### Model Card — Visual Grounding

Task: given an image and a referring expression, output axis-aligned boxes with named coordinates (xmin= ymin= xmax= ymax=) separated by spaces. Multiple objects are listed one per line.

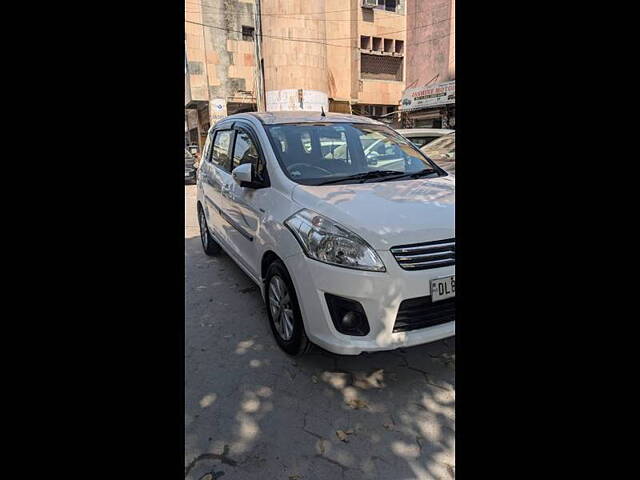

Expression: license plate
xmin=430 ymin=275 xmax=455 ymax=302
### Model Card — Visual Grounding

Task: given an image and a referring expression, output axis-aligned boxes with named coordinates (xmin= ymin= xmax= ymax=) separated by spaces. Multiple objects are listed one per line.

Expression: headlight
xmin=285 ymin=209 xmax=386 ymax=272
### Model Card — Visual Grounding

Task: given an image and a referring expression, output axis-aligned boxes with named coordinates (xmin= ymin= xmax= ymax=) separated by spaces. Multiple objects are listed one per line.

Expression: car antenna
xmin=321 ymin=106 xmax=326 ymax=117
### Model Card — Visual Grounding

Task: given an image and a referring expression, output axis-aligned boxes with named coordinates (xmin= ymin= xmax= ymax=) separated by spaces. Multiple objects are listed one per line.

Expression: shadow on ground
xmin=185 ymin=191 xmax=455 ymax=480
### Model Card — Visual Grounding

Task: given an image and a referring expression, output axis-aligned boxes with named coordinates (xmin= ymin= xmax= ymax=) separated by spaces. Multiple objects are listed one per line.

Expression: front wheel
xmin=198 ymin=205 xmax=221 ymax=256
xmin=265 ymin=260 xmax=313 ymax=356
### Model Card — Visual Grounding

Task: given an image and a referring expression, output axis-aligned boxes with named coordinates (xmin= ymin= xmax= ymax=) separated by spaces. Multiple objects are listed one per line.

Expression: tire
xmin=198 ymin=204 xmax=221 ymax=256
xmin=265 ymin=259 xmax=313 ymax=356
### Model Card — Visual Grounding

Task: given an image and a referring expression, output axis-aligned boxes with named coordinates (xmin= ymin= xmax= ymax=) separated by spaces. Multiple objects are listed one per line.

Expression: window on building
xmin=188 ymin=61 xmax=203 ymax=75
xmin=372 ymin=37 xmax=382 ymax=51
xmin=383 ymin=39 xmax=393 ymax=53
xmin=394 ymin=40 xmax=404 ymax=54
xmin=242 ymin=26 xmax=255 ymax=41
xmin=361 ymin=53 xmax=403 ymax=81
xmin=376 ymin=0 xmax=398 ymax=12
xmin=360 ymin=36 xmax=371 ymax=50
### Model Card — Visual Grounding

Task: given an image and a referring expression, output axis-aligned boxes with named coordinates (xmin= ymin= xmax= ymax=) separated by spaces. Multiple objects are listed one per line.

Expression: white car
xmin=196 ymin=112 xmax=455 ymax=356
xmin=396 ymin=128 xmax=454 ymax=148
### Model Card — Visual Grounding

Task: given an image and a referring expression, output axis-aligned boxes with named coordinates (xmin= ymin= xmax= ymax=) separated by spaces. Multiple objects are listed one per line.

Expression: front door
xmin=222 ymin=126 xmax=271 ymax=278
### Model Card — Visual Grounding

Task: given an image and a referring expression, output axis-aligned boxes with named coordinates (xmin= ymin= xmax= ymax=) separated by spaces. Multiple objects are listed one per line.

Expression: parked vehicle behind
xmin=197 ymin=112 xmax=455 ymax=356
xmin=396 ymin=128 xmax=454 ymax=148
xmin=421 ymin=132 xmax=455 ymax=174
xmin=185 ymin=149 xmax=197 ymax=184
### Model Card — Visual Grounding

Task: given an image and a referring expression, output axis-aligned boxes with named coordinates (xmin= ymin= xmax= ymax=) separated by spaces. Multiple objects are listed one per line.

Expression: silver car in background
xmin=421 ymin=132 xmax=455 ymax=174
xmin=396 ymin=128 xmax=454 ymax=148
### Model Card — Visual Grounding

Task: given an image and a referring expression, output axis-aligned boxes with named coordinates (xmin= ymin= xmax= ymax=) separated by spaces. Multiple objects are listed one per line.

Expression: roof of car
xmin=223 ymin=111 xmax=385 ymax=126
xmin=396 ymin=128 xmax=455 ymax=136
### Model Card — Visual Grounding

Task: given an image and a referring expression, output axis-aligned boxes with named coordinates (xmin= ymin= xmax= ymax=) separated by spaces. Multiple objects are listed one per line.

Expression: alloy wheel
xmin=268 ymin=275 xmax=294 ymax=341
xmin=199 ymin=208 xmax=208 ymax=249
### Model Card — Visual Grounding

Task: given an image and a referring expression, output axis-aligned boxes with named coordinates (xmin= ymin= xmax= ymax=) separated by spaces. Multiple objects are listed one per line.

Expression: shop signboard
xmin=400 ymin=80 xmax=455 ymax=112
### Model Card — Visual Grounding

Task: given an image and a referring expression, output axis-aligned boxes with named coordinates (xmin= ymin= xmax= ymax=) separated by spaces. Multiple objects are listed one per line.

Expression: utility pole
xmin=254 ymin=0 xmax=266 ymax=112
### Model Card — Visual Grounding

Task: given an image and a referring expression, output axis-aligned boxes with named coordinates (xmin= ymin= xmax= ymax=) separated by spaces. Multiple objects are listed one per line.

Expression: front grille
xmin=390 ymin=238 xmax=455 ymax=271
xmin=393 ymin=296 xmax=455 ymax=333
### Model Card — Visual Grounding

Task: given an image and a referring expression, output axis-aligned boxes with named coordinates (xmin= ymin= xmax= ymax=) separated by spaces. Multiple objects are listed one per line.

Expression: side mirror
xmin=232 ymin=163 xmax=253 ymax=186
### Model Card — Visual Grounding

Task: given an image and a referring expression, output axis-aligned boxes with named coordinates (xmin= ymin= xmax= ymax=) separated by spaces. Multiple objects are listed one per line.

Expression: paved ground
xmin=185 ymin=185 xmax=455 ymax=480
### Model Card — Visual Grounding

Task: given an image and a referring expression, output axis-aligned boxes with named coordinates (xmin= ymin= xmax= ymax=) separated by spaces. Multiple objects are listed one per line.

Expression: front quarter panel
xmin=255 ymin=189 xmax=306 ymax=272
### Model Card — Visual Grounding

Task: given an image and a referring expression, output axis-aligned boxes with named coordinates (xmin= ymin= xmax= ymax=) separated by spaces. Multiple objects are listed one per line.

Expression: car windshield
xmin=421 ymin=134 xmax=455 ymax=161
xmin=265 ymin=123 xmax=444 ymax=185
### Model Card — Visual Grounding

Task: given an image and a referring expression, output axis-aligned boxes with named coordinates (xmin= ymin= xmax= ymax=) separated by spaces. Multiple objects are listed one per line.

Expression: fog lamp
xmin=324 ymin=294 xmax=370 ymax=336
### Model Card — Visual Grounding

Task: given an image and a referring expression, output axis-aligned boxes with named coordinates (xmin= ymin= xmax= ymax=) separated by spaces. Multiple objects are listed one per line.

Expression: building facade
xmin=324 ymin=0 xmax=407 ymax=121
xmin=185 ymin=0 xmax=260 ymax=152
xmin=185 ymin=0 xmax=409 ymax=150
xmin=259 ymin=0 xmax=407 ymax=120
xmin=261 ymin=1 xmax=330 ymax=112
xmin=401 ymin=0 xmax=455 ymax=128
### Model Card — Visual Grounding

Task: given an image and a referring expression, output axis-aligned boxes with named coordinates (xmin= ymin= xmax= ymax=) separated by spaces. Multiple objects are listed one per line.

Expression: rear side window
xmin=210 ymin=130 xmax=233 ymax=171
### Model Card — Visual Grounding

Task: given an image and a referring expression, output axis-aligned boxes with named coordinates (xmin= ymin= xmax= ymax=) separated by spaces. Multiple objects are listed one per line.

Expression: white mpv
xmin=196 ymin=112 xmax=455 ymax=356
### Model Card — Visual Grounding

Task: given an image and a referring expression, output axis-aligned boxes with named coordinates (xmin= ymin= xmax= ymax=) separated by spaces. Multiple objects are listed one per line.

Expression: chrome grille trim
xmin=390 ymin=238 xmax=455 ymax=271
xmin=391 ymin=242 xmax=455 ymax=254
xmin=394 ymin=251 xmax=454 ymax=262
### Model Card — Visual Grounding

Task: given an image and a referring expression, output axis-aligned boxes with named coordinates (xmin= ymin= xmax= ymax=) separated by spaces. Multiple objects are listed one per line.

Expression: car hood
xmin=291 ymin=176 xmax=455 ymax=250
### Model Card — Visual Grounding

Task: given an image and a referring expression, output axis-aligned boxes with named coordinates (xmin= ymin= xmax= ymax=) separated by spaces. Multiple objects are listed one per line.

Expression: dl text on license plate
xmin=430 ymin=275 xmax=455 ymax=302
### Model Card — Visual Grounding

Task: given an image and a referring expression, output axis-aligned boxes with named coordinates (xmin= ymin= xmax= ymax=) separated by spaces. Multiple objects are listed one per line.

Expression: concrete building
xmin=400 ymin=0 xmax=455 ymax=128
xmin=185 ymin=0 xmax=408 ymax=147
xmin=261 ymin=0 xmax=407 ymax=121
xmin=185 ymin=0 xmax=261 ymax=152
xmin=261 ymin=1 xmax=329 ymax=112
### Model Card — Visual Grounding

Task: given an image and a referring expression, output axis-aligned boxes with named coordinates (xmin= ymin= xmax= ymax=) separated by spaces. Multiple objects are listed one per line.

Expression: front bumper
xmin=284 ymin=251 xmax=455 ymax=355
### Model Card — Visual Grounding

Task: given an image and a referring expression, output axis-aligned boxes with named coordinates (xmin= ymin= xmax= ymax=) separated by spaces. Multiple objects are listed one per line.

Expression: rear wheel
xmin=198 ymin=205 xmax=221 ymax=256
xmin=265 ymin=259 xmax=313 ymax=356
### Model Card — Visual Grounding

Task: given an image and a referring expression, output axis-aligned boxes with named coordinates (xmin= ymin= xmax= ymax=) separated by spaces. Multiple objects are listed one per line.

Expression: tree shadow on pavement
xmin=185 ymin=233 xmax=455 ymax=480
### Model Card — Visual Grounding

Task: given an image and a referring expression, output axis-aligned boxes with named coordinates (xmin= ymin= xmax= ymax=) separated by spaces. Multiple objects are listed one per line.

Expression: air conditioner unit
xmin=362 ymin=0 xmax=377 ymax=8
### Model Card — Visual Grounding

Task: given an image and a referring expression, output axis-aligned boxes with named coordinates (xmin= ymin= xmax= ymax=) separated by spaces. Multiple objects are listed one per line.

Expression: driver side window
xmin=232 ymin=129 xmax=267 ymax=183
xmin=210 ymin=130 xmax=233 ymax=171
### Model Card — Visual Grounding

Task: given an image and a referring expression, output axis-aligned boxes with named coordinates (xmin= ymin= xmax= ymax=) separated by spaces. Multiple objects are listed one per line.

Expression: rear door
xmin=201 ymin=128 xmax=235 ymax=244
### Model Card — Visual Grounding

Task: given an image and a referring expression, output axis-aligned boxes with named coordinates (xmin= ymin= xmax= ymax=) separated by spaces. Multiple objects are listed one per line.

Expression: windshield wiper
xmin=378 ymin=168 xmax=439 ymax=181
xmin=316 ymin=170 xmax=406 ymax=185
